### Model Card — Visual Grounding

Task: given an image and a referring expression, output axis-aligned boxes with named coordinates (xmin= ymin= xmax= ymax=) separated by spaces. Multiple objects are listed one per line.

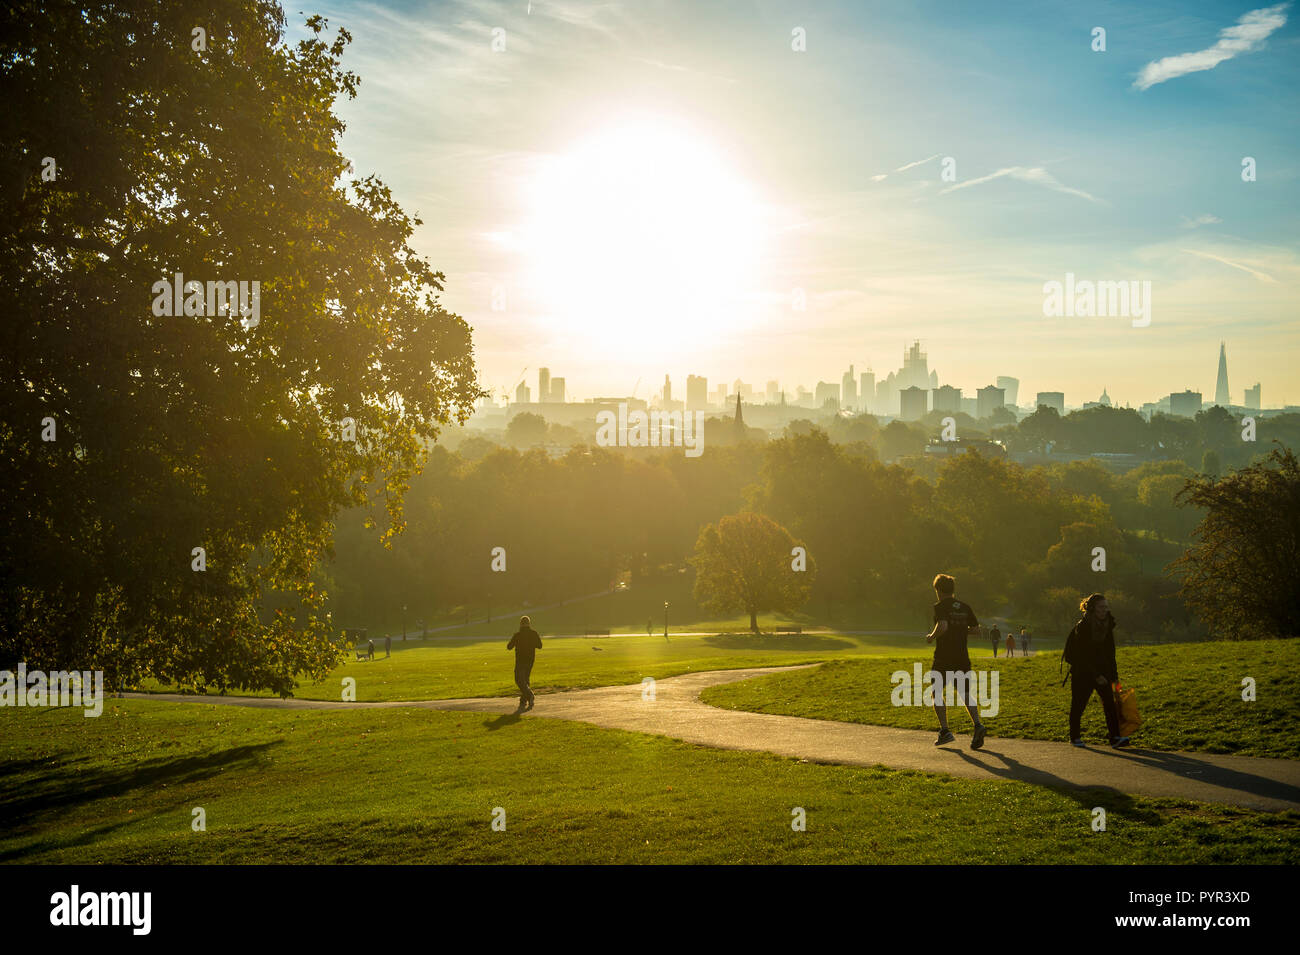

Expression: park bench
xmin=584 ymin=629 xmax=611 ymax=637
xmin=773 ymin=626 xmax=802 ymax=634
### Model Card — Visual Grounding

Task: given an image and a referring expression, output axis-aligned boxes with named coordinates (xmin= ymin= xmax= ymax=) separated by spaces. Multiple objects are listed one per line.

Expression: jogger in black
xmin=507 ymin=615 xmax=542 ymax=711
xmin=925 ymin=574 xmax=986 ymax=750
xmin=1063 ymin=594 xmax=1129 ymax=748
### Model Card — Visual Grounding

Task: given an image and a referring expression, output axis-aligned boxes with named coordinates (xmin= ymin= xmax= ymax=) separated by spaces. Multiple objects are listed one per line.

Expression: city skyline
xmin=500 ymin=339 xmax=1272 ymax=414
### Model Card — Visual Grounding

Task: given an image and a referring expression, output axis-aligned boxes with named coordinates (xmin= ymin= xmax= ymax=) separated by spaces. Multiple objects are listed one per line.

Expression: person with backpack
xmin=1062 ymin=593 xmax=1130 ymax=748
xmin=989 ymin=624 xmax=1000 ymax=658
xmin=924 ymin=574 xmax=987 ymax=750
xmin=507 ymin=615 xmax=543 ymax=711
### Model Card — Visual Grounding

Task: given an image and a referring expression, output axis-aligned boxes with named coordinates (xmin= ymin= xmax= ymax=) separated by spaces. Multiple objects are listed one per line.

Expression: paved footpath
xmin=128 ymin=666 xmax=1300 ymax=812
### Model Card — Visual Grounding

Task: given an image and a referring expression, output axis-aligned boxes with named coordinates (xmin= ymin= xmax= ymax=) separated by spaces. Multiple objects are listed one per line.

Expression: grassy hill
xmin=702 ymin=640 xmax=1300 ymax=758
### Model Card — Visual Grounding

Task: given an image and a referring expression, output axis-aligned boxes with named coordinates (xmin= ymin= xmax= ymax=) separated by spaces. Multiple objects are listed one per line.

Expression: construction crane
xmin=505 ymin=367 xmax=528 ymax=404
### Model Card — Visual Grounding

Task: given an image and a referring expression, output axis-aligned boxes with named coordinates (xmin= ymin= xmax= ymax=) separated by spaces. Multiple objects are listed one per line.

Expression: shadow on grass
xmin=951 ymin=749 xmax=1166 ymax=824
xmin=1096 ymin=747 xmax=1300 ymax=808
xmin=0 ymin=742 xmax=280 ymax=860
xmin=484 ymin=713 xmax=523 ymax=731
xmin=702 ymin=633 xmax=855 ymax=652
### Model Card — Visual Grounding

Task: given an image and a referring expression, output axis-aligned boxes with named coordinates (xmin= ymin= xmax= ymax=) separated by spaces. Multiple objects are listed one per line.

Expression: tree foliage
xmin=505 ymin=412 xmax=547 ymax=448
xmin=690 ymin=512 xmax=814 ymax=632
xmin=1170 ymin=446 xmax=1300 ymax=639
xmin=0 ymin=2 xmax=479 ymax=693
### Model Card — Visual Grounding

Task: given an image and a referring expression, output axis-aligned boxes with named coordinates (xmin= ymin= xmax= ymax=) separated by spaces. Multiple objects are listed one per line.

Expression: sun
xmin=515 ymin=115 xmax=766 ymax=354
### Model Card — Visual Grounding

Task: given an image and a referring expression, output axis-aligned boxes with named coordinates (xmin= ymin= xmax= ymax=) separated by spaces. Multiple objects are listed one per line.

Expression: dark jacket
xmin=507 ymin=627 xmax=542 ymax=663
xmin=1064 ymin=614 xmax=1118 ymax=684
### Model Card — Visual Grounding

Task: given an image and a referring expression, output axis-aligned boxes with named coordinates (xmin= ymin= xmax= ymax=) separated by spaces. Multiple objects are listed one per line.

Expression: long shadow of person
xmin=484 ymin=713 xmax=522 ymax=731
xmin=1086 ymin=746 xmax=1300 ymax=808
xmin=950 ymin=748 xmax=1164 ymax=824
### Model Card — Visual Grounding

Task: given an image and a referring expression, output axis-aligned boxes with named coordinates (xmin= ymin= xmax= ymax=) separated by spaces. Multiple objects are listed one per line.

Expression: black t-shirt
xmin=933 ymin=598 xmax=977 ymax=668
xmin=508 ymin=627 xmax=542 ymax=664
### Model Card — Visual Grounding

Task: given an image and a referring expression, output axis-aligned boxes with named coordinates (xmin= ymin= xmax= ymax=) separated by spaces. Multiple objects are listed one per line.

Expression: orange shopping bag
xmin=1114 ymin=681 xmax=1141 ymax=737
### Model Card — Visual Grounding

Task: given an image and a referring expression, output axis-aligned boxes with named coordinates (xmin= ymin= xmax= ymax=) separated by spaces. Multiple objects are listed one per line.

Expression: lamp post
xmin=402 ymin=605 xmax=407 ymax=641
xmin=663 ymin=601 xmax=669 ymax=640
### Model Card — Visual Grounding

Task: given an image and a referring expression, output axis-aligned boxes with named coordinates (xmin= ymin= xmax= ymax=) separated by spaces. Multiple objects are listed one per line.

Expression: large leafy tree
xmin=690 ymin=512 xmax=814 ymax=632
xmin=1170 ymin=446 xmax=1300 ymax=639
xmin=933 ymin=450 xmax=1071 ymax=600
xmin=753 ymin=428 xmax=939 ymax=615
xmin=0 ymin=2 xmax=479 ymax=693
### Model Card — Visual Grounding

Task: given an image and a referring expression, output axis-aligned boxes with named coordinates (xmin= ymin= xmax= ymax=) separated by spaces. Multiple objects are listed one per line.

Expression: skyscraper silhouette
xmin=1215 ymin=342 xmax=1230 ymax=407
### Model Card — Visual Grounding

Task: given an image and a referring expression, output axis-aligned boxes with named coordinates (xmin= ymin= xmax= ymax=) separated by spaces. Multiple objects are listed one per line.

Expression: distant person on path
xmin=990 ymin=624 xmax=1000 ymax=658
xmin=507 ymin=615 xmax=543 ymax=711
xmin=924 ymin=574 xmax=987 ymax=750
xmin=367 ymin=638 xmax=375 ymax=661
xmin=1005 ymin=632 xmax=1016 ymax=658
xmin=385 ymin=635 xmax=391 ymax=658
xmin=1063 ymin=594 xmax=1129 ymax=748
xmin=1020 ymin=627 xmax=1029 ymax=656
xmin=647 ymin=618 xmax=654 ymax=638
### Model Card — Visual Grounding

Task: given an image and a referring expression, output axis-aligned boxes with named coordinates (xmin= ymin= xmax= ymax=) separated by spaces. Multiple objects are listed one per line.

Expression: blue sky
xmin=290 ymin=0 xmax=1299 ymax=408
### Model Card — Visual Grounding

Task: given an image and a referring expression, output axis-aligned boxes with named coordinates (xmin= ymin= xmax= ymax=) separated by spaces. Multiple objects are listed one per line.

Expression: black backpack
xmin=1061 ymin=615 xmax=1116 ymax=686
xmin=1059 ymin=622 xmax=1082 ymax=686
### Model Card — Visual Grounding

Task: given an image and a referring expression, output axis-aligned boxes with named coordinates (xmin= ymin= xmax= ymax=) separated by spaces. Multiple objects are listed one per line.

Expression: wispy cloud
xmin=937 ymin=166 xmax=1103 ymax=203
xmin=1134 ymin=3 xmax=1289 ymax=90
xmin=1181 ymin=248 xmax=1278 ymax=283
xmin=871 ymin=154 xmax=939 ymax=182
xmin=895 ymin=154 xmax=940 ymax=173
xmin=1181 ymin=214 xmax=1222 ymax=229
xmin=631 ymin=56 xmax=737 ymax=84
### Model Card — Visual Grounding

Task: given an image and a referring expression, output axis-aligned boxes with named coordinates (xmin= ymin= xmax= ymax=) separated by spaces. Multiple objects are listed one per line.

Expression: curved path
xmin=127 ymin=666 xmax=1300 ymax=812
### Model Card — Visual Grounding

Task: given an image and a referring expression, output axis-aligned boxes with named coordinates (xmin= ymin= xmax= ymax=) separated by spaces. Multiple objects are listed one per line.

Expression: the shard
xmin=1215 ymin=342 xmax=1230 ymax=407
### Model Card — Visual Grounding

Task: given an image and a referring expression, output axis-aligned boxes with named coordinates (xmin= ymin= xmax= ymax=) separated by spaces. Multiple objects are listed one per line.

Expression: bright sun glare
xmin=515 ymin=116 xmax=765 ymax=353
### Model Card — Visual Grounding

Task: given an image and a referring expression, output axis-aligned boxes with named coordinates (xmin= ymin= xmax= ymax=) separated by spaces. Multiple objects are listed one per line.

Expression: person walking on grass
xmin=924 ymin=574 xmax=987 ymax=750
xmin=1063 ymin=594 xmax=1129 ymax=749
xmin=1019 ymin=626 xmax=1029 ymax=656
xmin=507 ymin=615 xmax=542 ymax=711
xmin=990 ymin=624 xmax=1000 ymax=658
xmin=1005 ymin=631 xmax=1016 ymax=658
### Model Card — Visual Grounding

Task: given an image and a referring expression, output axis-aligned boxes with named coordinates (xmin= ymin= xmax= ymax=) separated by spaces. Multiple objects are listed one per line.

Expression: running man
xmin=924 ymin=574 xmax=987 ymax=750
xmin=507 ymin=615 xmax=543 ymax=711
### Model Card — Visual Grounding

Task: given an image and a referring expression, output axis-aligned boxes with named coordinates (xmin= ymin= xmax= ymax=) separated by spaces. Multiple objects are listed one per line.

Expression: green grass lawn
xmin=140 ymin=631 xmax=931 ymax=702
xmin=701 ymin=640 xmax=1300 ymax=759
xmin=3 ymin=699 xmax=1296 ymax=864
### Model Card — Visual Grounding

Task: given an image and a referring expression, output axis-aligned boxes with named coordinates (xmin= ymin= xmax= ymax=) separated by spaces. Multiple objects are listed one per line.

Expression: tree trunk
xmin=750 ymin=610 xmax=758 ymax=633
